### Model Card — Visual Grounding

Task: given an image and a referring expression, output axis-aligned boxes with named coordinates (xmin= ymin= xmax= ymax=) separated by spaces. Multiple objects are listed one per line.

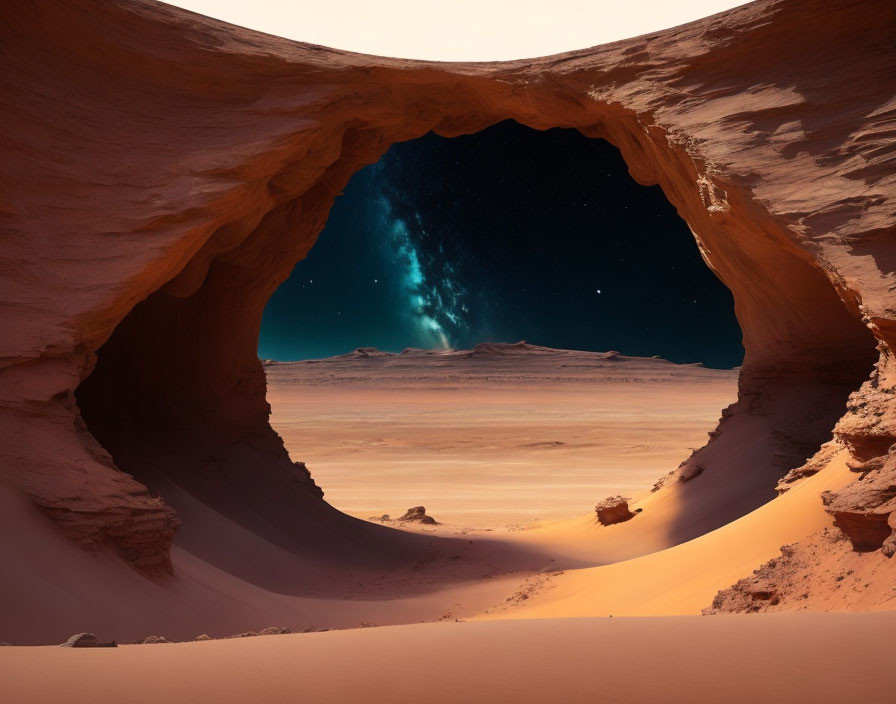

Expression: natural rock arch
xmin=1 ymin=0 xmax=893 ymax=577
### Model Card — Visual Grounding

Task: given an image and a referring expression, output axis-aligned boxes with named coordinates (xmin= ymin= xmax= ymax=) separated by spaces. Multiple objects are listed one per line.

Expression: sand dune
xmin=486 ymin=449 xmax=860 ymax=617
xmin=4 ymin=614 xmax=894 ymax=704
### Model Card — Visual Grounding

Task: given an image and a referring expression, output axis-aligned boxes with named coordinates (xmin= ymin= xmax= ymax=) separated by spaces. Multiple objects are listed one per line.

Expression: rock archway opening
xmin=73 ymin=111 xmax=878 ymax=574
xmin=259 ymin=120 xmax=744 ymax=367
xmin=258 ymin=120 xmax=747 ymax=526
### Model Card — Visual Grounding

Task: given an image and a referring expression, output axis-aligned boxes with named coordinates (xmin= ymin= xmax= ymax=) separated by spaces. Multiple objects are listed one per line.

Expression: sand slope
xmin=3 ymin=614 xmax=894 ymax=704
xmin=487 ymin=449 xmax=860 ymax=617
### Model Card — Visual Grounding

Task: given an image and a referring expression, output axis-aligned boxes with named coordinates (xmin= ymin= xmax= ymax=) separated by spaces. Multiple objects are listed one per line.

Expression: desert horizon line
xmin=261 ymin=339 xmax=745 ymax=369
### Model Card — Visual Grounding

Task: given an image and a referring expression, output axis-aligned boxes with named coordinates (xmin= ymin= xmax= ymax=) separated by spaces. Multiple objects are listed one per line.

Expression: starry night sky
xmin=259 ymin=121 xmax=744 ymax=368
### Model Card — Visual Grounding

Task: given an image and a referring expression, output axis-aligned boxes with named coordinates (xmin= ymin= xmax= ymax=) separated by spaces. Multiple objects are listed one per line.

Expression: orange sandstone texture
xmin=0 ymin=0 xmax=894 ymax=619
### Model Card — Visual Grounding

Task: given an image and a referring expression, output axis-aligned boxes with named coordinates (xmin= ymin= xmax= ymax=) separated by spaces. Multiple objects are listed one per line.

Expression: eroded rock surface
xmin=595 ymin=497 xmax=638 ymax=526
xmin=140 ymin=635 xmax=171 ymax=644
xmin=706 ymin=526 xmax=896 ymax=614
xmin=398 ymin=507 xmax=438 ymax=525
xmin=0 ymin=0 xmax=894 ymax=608
xmin=59 ymin=633 xmax=99 ymax=648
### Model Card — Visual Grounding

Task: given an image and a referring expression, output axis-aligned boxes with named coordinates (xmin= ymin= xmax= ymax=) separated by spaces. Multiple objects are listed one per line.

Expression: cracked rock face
xmin=0 ymin=0 xmax=894 ymax=576
xmin=822 ymin=451 xmax=896 ymax=552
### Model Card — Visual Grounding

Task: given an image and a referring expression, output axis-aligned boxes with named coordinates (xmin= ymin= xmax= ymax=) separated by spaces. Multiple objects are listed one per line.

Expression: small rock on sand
xmin=398 ymin=506 xmax=438 ymax=524
xmin=595 ymin=496 xmax=640 ymax=526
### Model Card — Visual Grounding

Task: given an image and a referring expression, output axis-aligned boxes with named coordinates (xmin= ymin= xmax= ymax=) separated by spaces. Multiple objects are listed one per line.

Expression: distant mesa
xmin=262 ymin=343 xmax=721 ymax=375
xmin=284 ymin=341 xmax=648 ymax=363
xmin=400 ymin=347 xmax=445 ymax=356
xmin=467 ymin=340 xmax=574 ymax=357
xmin=470 ymin=340 xmax=533 ymax=356
xmin=351 ymin=347 xmax=393 ymax=358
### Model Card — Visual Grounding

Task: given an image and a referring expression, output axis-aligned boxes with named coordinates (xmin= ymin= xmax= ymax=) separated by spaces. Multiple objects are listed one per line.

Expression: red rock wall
xmin=1 ymin=0 xmax=894 ymax=572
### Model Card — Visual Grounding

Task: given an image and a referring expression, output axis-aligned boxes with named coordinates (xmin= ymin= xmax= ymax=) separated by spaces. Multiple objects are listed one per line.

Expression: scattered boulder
xmin=60 ymin=633 xmax=98 ymax=648
xmin=397 ymin=506 xmax=438 ymax=524
xmin=595 ymin=496 xmax=640 ymax=526
xmin=194 ymin=634 xmax=212 ymax=641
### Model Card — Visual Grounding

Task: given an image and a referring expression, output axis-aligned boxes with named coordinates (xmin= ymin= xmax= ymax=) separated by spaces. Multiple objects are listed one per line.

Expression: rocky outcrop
xmin=706 ymin=525 xmax=896 ymax=614
xmin=398 ymin=507 xmax=438 ymax=525
xmin=710 ymin=450 xmax=896 ymax=613
xmin=59 ymin=633 xmax=116 ymax=647
xmin=257 ymin=626 xmax=294 ymax=636
xmin=0 ymin=0 xmax=894 ymax=590
xmin=821 ymin=452 xmax=896 ymax=552
xmin=59 ymin=633 xmax=99 ymax=648
xmin=595 ymin=497 xmax=638 ymax=526
xmin=776 ymin=441 xmax=843 ymax=493
xmin=883 ymin=512 xmax=896 ymax=558
xmin=140 ymin=635 xmax=171 ymax=644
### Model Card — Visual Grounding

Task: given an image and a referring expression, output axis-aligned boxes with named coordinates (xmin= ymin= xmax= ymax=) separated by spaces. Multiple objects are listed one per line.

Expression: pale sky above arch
xmin=162 ymin=1 xmax=748 ymax=61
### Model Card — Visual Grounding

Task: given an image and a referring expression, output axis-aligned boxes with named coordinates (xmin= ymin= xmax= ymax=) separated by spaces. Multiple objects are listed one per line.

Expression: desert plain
xmin=266 ymin=343 xmax=739 ymax=527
